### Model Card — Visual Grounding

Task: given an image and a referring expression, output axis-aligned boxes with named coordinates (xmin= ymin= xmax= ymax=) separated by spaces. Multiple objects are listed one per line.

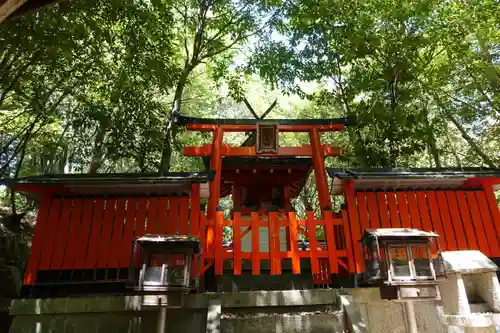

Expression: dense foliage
xmin=0 ymin=0 xmax=498 ymax=298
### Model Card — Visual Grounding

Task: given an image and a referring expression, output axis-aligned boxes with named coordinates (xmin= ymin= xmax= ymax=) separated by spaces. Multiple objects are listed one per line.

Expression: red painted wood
xmin=387 ymin=193 xmax=401 ymax=228
xmin=108 ymin=199 xmax=126 ymax=269
xmin=146 ymin=197 xmax=160 ymax=234
xmin=167 ymin=197 xmax=179 ymax=235
xmin=426 ymin=192 xmax=447 ymax=247
xmin=483 ymin=185 xmax=500 ymax=248
xmin=445 ymin=192 xmax=468 ymax=250
xmin=178 ymin=197 xmax=189 ymax=235
xmin=466 ymin=191 xmax=490 ymax=255
xmin=157 ymin=197 xmax=169 ymax=234
xmin=376 ymin=193 xmax=391 ymax=228
xmin=309 ymin=128 xmax=331 ymax=210
xmin=415 ymin=192 xmax=430 ymax=231
xmin=324 ymin=210 xmax=337 ymax=274
xmin=476 ymin=191 xmax=500 ymax=257
xmin=207 ymin=127 xmax=223 ymax=255
xmin=189 ymin=184 xmax=201 ymax=236
xmin=233 ymin=212 xmax=242 ymax=275
xmin=134 ymin=198 xmax=148 ymax=237
xmin=98 ymin=198 xmax=116 ymax=268
xmin=51 ymin=198 xmax=73 ymax=269
xmin=456 ymin=192 xmax=478 ymax=250
xmin=356 ymin=192 xmax=370 ymax=232
xmin=24 ymin=195 xmax=51 ymax=284
xmin=39 ymin=198 xmax=63 ymax=270
xmin=307 ymin=211 xmax=319 ymax=274
xmin=185 ymin=123 xmax=345 ymax=133
xmin=120 ymin=198 xmax=138 ymax=267
xmin=73 ymin=199 xmax=95 ymax=269
xmin=436 ymin=192 xmax=457 ymax=251
xmin=365 ymin=192 xmax=380 ymax=228
xmin=341 ymin=209 xmax=355 ymax=273
xmin=62 ymin=199 xmax=84 ymax=270
xmin=288 ymin=212 xmax=301 ymax=274
xmin=396 ymin=192 xmax=411 ymax=228
xmin=85 ymin=199 xmax=105 ymax=269
xmin=214 ymin=210 xmax=224 ymax=275
xmin=344 ymin=181 xmax=362 ymax=273
xmin=251 ymin=212 xmax=260 ymax=275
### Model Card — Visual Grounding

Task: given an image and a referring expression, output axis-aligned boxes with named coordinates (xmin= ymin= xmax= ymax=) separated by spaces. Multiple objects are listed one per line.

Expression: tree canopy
xmin=0 ymin=0 xmax=498 ymax=272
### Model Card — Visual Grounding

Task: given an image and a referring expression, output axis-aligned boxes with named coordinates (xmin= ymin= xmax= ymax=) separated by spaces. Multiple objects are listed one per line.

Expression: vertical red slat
xmin=268 ymin=212 xmax=276 ymax=275
xmin=445 ymin=192 xmax=468 ymax=250
xmin=396 ymin=192 xmax=411 ymax=228
xmin=387 ymin=192 xmax=401 ymax=228
xmin=233 ymin=212 xmax=242 ymax=275
xmin=344 ymin=181 xmax=362 ymax=273
xmin=146 ymin=197 xmax=160 ymax=234
xmin=214 ymin=210 xmax=224 ymax=275
xmin=288 ymin=212 xmax=301 ymax=274
xmin=98 ymin=198 xmax=116 ymax=268
xmin=167 ymin=197 xmax=179 ymax=235
xmin=157 ymin=197 xmax=169 ymax=234
xmin=62 ymin=199 xmax=84 ymax=270
xmin=108 ymin=199 xmax=125 ymax=269
xmin=189 ymin=184 xmax=201 ymax=236
xmin=178 ymin=197 xmax=189 ymax=235
xmin=24 ymin=195 xmax=52 ymax=284
xmin=340 ymin=209 xmax=355 ymax=273
xmin=356 ymin=192 xmax=370 ymax=232
xmin=456 ymin=192 xmax=478 ymax=250
xmin=415 ymin=192 xmax=430 ymax=231
xmin=51 ymin=198 xmax=73 ymax=270
xmin=73 ymin=199 xmax=95 ymax=269
xmin=307 ymin=211 xmax=319 ymax=275
xmin=426 ymin=192 xmax=447 ymax=248
xmin=365 ymin=192 xmax=380 ymax=228
xmin=436 ymin=192 xmax=457 ymax=251
xmin=134 ymin=198 xmax=148 ymax=238
xmin=39 ymin=198 xmax=63 ymax=270
xmin=324 ymin=210 xmax=337 ymax=274
xmin=476 ymin=191 xmax=500 ymax=257
xmin=251 ymin=212 xmax=260 ymax=275
xmin=376 ymin=192 xmax=391 ymax=228
xmin=270 ymin=212 xmax=281 ymax=275
xmin=85 ymin=198 xmax=105 ymax=269
xmin=484 ymin=185 xmax=500 ymax=247
xmin=120 ymin=198 xmax=138 ymax=267
xmin=466 ymin=191 xmax=490 ymax=255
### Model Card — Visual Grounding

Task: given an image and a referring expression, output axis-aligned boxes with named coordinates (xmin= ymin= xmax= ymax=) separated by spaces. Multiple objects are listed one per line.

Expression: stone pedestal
xmin=439 ymin=251 xmax=500 ymax=333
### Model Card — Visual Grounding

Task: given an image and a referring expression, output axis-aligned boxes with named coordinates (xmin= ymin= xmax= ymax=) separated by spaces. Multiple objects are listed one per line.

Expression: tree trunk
xmin=446 ymin=112 xmax=497 ymax=168
xmin=159 ymin=66 xmax=192 ymax=174
xmin=88 ymin=122 xmax=108 ymax=174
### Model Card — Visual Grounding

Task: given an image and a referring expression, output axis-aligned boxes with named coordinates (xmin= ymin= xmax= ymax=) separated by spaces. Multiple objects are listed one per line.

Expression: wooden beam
xmin=186 ymin=124 xmax=345 ymax=132
xmin=184 ymin=144 xmax=341 ymax=157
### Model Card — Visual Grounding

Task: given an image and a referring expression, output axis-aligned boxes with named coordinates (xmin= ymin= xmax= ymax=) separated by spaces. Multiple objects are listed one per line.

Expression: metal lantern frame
xmin=360 ymin=228 xmax=445 ymax=286
xmin=128 ymin=234 xmax=201 ymax=293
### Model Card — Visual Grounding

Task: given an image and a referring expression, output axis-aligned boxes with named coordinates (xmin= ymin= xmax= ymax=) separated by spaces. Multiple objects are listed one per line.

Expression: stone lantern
xmin=359 ymin=228 xmax=445 ymax=300
xmin=128 ymin=234 xmax=201 ymax=307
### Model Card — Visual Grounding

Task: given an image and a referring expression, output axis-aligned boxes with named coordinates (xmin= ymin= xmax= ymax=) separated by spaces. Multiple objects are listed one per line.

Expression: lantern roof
xmin=363 ymin=228 xmax=439 ymax=239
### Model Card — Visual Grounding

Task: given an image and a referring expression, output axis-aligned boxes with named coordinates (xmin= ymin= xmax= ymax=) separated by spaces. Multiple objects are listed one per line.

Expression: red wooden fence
xmin=24 ymin=184 xmax=201 ymax=285
xmin=342 ymin=188 xmax=500 ymax=274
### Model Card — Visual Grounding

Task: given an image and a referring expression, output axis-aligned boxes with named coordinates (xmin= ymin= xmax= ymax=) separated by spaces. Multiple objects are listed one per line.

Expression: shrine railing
xmin=200 ymin=211 xmax=350 ymax=278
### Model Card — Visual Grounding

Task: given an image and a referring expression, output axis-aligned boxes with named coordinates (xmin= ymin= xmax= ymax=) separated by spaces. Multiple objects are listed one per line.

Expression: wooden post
xmin=288 ymin=212 xmax=301 ymax=274
xmin=324 ymin=210 xmax=338 ymax=274
xmin=309 ymin=128 xmax=331 ymax=212
xmin=251 ymin=212 xmax=260 ymax=275
xmin=343 ymin=180 xmax=361 ymax=273
xmin=215 ymin=209 xmax=224 ymax=275
xmin=233 ymin=212 xmax=242 ymax=275
xmin=307 ymin=211 xmax=320 ymax=274
xmin=207 ymin=126 xmax=224 ymax=254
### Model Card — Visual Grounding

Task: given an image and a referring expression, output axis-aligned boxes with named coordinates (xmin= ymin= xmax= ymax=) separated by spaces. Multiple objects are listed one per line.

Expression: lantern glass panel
xmin=411 ymin=244 xmax=432 ymax=277
xmin=166 ymin=253 xmax=187 ymax=286
xmin=144 ymin=253 xmax=165 ymax=284
xmin=389 ymin=246 xmax=411 ymax=277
